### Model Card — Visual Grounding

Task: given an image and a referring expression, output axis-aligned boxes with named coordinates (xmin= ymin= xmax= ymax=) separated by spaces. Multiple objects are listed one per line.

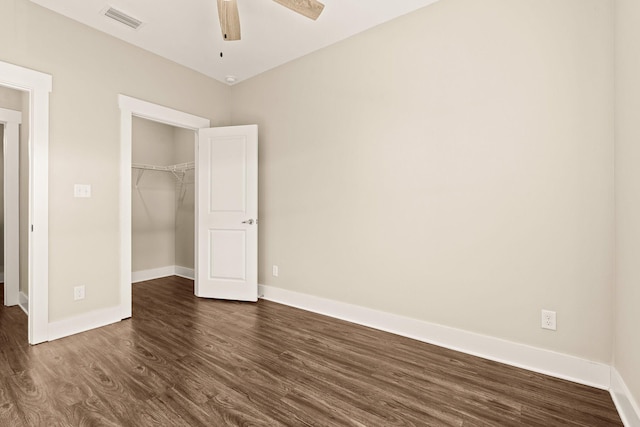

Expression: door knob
xmin=242 ymin=219 xmax=254 ymax=225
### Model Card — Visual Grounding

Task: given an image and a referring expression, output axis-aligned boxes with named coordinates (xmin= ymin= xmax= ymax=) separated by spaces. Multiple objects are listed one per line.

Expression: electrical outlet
xmin=541 ymin=309 xmax=556 ymax=331
xmin=272 ymin=265 xmax=279 ymax=277
xmin=74 ymin=285 xmax=85 ymax=301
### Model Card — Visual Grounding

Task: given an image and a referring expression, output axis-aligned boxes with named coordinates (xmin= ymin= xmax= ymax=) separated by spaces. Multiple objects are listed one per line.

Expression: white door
xmin=196 ymin=125 xmax=258 ymax=301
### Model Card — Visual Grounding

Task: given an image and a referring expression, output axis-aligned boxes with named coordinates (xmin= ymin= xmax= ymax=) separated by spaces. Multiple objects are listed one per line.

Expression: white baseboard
xmin=48 ymin=306 xmax=122 ymax=341
xmin=132 ymin=265 xmax=194 ymax=283
xmin=611 ymin=368 xmax=640 ymax=427
xmin=259 ymin=284 xmax=611 ymax=390
xmin=175 ymin=266 xmax=195 ymax=280
xmin=132 ymin=266 xmax=176 ymax=283
xmin=18 ymin=291 xmax=28 ymax=315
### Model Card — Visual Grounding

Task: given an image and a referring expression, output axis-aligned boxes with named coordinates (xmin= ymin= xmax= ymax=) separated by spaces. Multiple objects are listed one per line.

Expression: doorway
xmin=0 ymin=104 xmax=23 ymax=313
xmin=130 ymin=116 xmax=196 ymax=283
xmin=0 ymin=60 xmax=52 ymax=344
xmin=118 ymin=95 xmax=210 ymax=319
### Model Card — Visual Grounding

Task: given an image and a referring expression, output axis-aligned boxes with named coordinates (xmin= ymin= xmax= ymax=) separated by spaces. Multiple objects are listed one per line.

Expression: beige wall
xmin=0 ymin=86 xmax=23 ymax=110
xmin=173 ymin=128 xmax=195 ymax=270
xmin=0 ymin=0 xmax=230 ymax=321
xmin=230 ymin=0 xmax=615 ymax=362
xmin=614 ymin=0 xmax=640 ymax=411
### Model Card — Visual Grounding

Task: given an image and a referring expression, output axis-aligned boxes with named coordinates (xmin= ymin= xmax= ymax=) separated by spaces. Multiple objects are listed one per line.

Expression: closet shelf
xmin=132 ymin=161 xmax=195 ymax=173
xmin=132 ymin=161 xmax=195 ymax=187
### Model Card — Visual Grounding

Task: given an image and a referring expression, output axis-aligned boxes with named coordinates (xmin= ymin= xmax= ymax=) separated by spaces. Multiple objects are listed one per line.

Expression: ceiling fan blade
xmin=273 ymin=0 xmax=325 ymax=21
xmin=217 ymin=0 xmax=241 ymax=41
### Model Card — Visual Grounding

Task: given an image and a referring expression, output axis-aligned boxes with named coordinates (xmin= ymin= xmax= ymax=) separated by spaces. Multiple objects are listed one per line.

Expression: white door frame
xmin=118 ymin=95 xmax=210 ymax=318
xmin=1 ymin=107 xmax=22 ymax=307
xmin=0 ymin=60 xmax=52 ymax=345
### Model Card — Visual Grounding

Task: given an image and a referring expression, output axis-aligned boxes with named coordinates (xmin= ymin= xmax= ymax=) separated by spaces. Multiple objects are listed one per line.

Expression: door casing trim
xmin=0 ymin=60 xmax=52 ymax=344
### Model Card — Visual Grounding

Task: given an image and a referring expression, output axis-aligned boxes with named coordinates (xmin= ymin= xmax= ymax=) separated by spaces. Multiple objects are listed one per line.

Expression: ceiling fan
xmin=217 ymin=0 xmax=325 ymax=41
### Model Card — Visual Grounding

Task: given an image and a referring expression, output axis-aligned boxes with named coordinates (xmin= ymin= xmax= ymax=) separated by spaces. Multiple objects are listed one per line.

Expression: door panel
xmin=196 ymin=125 xmax=257 ymax=301
xmin=208 ymin=229 xmax=246 ymax=281
xmin=210 ymin=137 xmax=247 ymax=212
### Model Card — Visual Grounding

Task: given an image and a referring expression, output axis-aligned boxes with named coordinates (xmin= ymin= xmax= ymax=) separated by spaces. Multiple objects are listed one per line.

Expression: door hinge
xmin=31 ymin=224 xmax=34 ymax=232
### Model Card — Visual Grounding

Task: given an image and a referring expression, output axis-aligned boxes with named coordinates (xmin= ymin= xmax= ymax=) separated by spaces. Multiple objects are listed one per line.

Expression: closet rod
xmin=131 ymin=161 xmax=195 ymax=173
xmin=132 ymin=161 xmax=195 ymax=188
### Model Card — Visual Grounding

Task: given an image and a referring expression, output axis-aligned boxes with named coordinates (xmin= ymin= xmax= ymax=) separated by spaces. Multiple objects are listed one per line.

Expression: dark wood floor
xmin=0 ymin=277 xmax=622 ymax=426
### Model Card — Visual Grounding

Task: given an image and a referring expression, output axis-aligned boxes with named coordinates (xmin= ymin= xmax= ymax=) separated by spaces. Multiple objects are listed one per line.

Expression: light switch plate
xmin=74 ymin=184 xmax=91 ymax=198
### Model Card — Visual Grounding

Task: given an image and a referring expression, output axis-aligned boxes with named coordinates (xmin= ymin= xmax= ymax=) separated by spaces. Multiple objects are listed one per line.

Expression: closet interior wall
xmin=173 ymin=127 xmax=196 ymax=271
xmin=131 ymin=117 xmax=195 ymax=279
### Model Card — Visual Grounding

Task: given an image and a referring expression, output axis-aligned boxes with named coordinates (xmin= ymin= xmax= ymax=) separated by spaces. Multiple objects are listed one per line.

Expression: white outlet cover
xmin=541 ymin=309 xmax=557 ymax=331
xmin=272 ymin=265 xmax=279 ymax=277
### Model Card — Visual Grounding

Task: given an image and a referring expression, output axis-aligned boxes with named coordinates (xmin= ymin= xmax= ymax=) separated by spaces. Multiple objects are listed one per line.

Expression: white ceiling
xmin=30 ymin=0 xmax=440 ymax=85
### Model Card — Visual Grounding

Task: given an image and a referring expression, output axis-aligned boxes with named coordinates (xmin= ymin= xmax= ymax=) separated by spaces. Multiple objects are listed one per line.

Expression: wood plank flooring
xmin=0 ymin=277 xmax=622 ymax=426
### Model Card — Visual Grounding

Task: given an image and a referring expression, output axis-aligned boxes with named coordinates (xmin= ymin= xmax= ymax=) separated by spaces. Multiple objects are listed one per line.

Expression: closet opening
xmin=131 ymin=117 xmax=196 ymax=285
xmin=0 ymin=85 xmax=28 ymax=326
xmin=119 ymin=94 xmax=210 ymax=318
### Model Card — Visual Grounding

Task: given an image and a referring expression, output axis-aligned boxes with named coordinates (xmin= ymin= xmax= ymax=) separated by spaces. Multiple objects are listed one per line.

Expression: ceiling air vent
xmin=103 ymin=7 xmax=143 ymax=30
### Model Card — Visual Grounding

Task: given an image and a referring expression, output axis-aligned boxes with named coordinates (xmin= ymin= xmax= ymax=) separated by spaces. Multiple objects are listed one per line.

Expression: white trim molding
xmin=0 ymin=60 xmax=52 ymax=345
xmin=175 ymin=266 xmax=195 ymax=280
xmin=259 ymin=284 xmax=611 ymax=390
xmin=132 ymin=265 xmax=195 ymax=283
xmin=118 ymin=96 xmax=211 ymax=130
xmin=132 ymin=266 xmax=177 ymax=283
xmin=48 ymin=306 xmax=122 ymax=341
xmin=18 ymin=291 xmax=28 ymax=315
xmin=611 ymin=368 xmax=640 ymax=427
xmin=119 ymin=94 xmax=209 ymax=321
